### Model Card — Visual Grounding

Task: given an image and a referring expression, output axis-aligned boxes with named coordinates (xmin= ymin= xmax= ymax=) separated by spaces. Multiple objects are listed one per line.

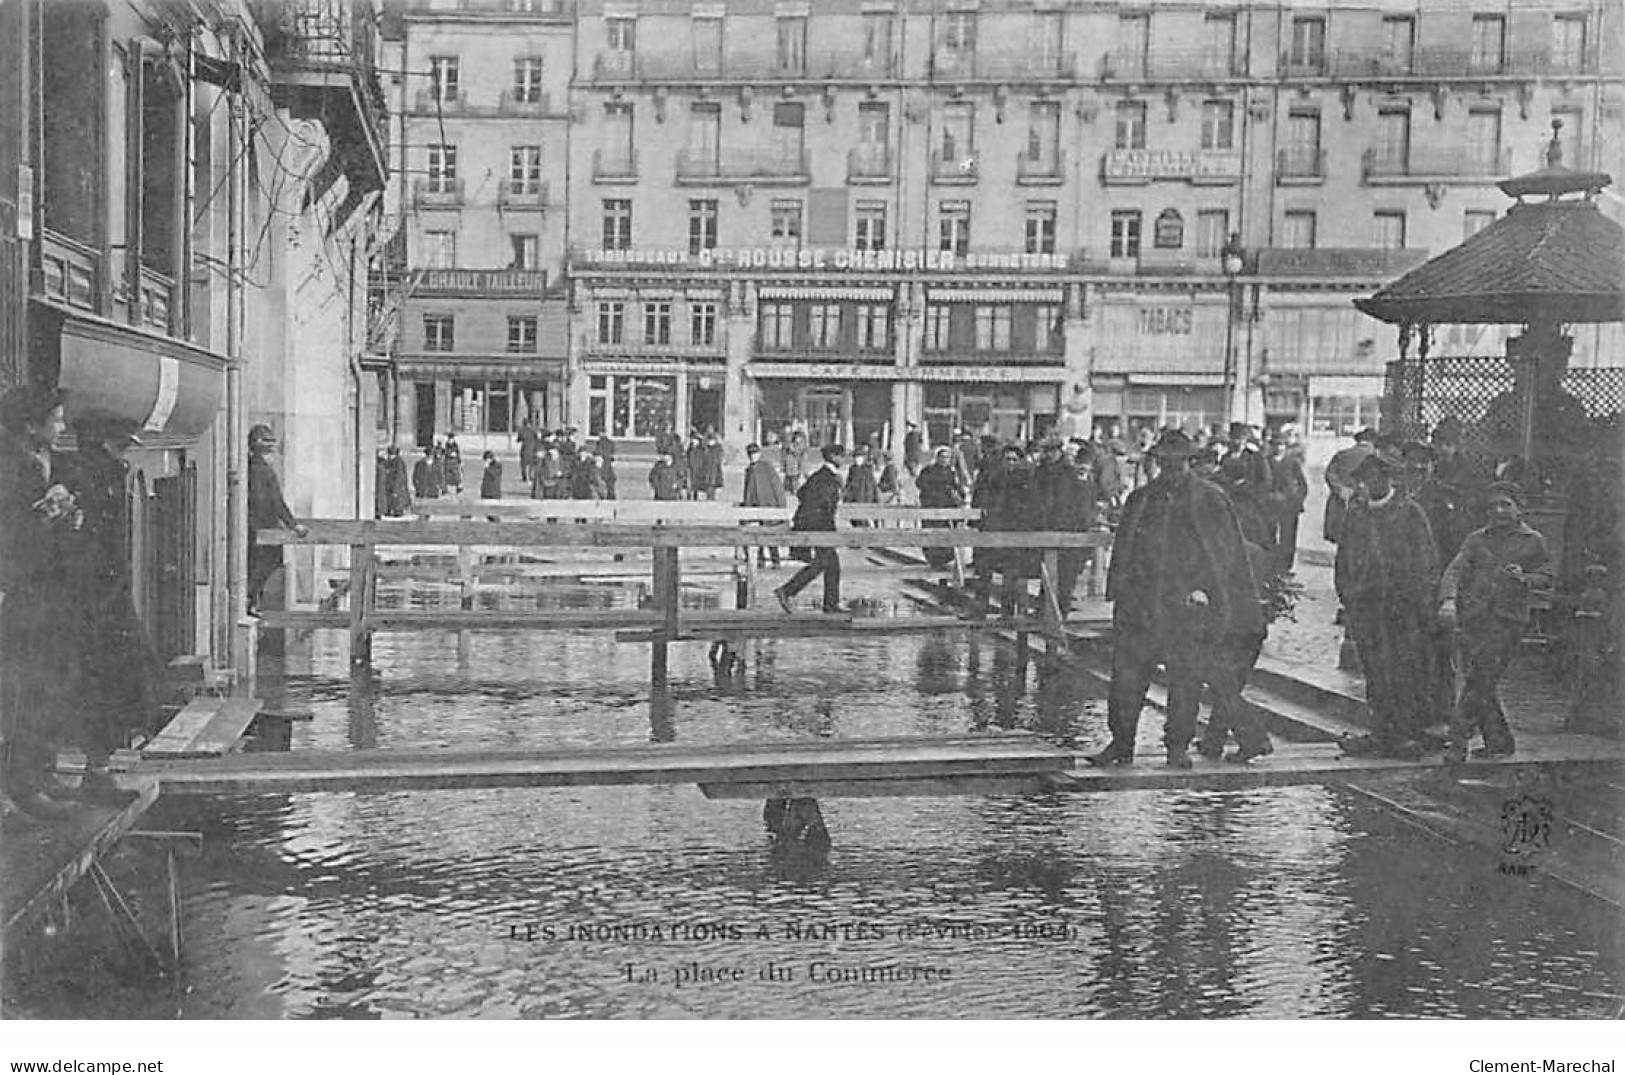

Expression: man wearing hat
xmin=247 ymin=424 xmax=308 ymax=615
xmin=1334 ymin=450 xmax=1440 ymax=758
xmin=740 ymin=442 xmax=786 ymax=567
xmin=1323 ymin=427 xmax=1377 ymax=545
xmin=1094 ymin=428 xmax=1265 ymax=768
xmin=1034 ymin=435 xmax=1097 ymax=617
xmin=1217 ymin=421 xmax=1273 ymax=546
xmin=1437 ymin=482 xmax=1553 ymax=762
xmin=916 ymin=445 xmax=965 ymax=570
xmin=775 ymin=443 xmax=849 ymax=614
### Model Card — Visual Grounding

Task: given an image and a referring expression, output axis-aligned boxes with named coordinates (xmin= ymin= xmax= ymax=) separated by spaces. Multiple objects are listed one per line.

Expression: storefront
xmin=581 ymin=361 xmax=729 ymax=441
xmin=756 ymin=378 xmax=893 ymax=448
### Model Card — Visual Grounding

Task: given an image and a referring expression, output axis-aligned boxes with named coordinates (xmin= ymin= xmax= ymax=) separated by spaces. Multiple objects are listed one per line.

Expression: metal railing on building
xmin=1016 ymin=149 xmax=1066 ymax=185
xmin=1362 ymin=146 xmax=1513 ymax=181
xmin=930 ymin=149 xmax=979 ymax=184
xmin=847 ymin=145 xmax=892 ymax=183
xmin=592 ymin=148 xmax=639 ymax=182
xmin=413 ymin=178 xmax=466 ymax=207
xmin=497 ymin=179 xmax=551 ymax=211
xmin=1100 ymin=48 xmax=1242 ymax=80
xmin=675 ymin=147 xmax=810 ymax=184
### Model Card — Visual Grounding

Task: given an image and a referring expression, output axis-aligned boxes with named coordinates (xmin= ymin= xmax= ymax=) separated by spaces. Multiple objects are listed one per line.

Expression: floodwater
xmin=6 ymin=569 xmax=1622 ymax=1019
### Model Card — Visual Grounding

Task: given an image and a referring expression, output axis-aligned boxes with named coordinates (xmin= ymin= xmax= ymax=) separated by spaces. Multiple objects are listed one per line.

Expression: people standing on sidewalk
xmin=741 ymin=442 xmax=786 ymax=568
xmin=247 ymin=424 xmax=309 ymax=616
xmin=781 ymin=430 xmax=808 ymax=501
xmin=689 ymin=429 xmax=724 ymax=501
xmin=1218 ymin=422 xmax=1274 ymax=547
xmin=1334 ymin=452 xmax=1440 ymax=759
xmin=479 ymin=450 xmax=503 ymax=499
xmin=775 ymin=444 xmax=848 ymax=615
xmin=1092 ymin=430 xmax=1264 ymax=769
xmin=413 ymin=446 xmax=442 ymax=501
xmin=518 ymin=418 xmax=540 ymax=485
xmin=533 ymin=440 xmax=568 ymax=499
xmin=441 ymin=435 xmax=464 ymax=495
xmin=378 ymin=444 xmax=412 ymax=517
xmin=1438 ymin=482 xmax=1554 ymax=763
xmin=843 ymin=444 xmax=881 ymax=526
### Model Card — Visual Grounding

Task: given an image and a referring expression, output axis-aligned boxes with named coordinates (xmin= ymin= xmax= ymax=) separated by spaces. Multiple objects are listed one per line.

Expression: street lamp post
xmin=1220 ymin=233 xmax=1246 ymax=425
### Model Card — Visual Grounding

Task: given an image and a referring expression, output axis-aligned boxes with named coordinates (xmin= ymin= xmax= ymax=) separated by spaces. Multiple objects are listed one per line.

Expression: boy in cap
xmin=1334 ymin=451 xmax=1440 ymax=758
xmin=1437 ymin=482 xmax=1553 ymax=762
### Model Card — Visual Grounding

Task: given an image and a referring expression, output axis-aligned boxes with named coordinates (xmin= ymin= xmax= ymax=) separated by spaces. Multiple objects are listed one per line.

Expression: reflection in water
xmin=5 ymin=576 xmax=1619 ymax=1019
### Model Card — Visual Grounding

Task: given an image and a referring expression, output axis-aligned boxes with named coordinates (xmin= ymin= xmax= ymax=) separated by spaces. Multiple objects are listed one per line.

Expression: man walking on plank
xmin=1091 ymin=429 xmax=1264 ymax=769
xmin=775 ymin=443 xmax=848 ymax=615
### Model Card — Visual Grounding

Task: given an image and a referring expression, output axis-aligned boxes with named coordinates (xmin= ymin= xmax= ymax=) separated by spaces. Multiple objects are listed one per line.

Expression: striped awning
xmin=927 ymin=288 xmax=1065 ymax=303
xmin=756 ymin=285 xmax=896 ymax=301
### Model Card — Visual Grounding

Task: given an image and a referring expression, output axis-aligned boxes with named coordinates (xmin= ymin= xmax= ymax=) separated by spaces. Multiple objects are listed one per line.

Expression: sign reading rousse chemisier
xmin=575 ymin=247 xmax=1074 ymax=272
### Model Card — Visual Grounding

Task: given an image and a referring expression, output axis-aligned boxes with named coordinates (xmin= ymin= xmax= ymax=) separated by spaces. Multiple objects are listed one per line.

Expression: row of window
xmin=424 ymin=145 xmax=547 ymax=193
xmin=428 ymin=55 xmax=548 ymax=104
xmin=590 ymin=10 xmax=1589 ymax=77
xmin=595 ymin=299 xmax=720 ymax=347
xmin=422 ymin=314 xmax=539 ymax=354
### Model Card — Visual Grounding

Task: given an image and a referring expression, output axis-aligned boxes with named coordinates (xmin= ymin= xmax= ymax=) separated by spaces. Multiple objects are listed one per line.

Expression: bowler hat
xmin=1148 ymin=429 xmax=1194 ymax=459
xmin=1352 ymin=451 xmax=1394 ymax=477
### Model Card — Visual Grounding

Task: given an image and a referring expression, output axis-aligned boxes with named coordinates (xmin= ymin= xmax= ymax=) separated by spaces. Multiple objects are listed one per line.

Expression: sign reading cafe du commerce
xmin=576 ymin=247 xmax=1075 ymax=272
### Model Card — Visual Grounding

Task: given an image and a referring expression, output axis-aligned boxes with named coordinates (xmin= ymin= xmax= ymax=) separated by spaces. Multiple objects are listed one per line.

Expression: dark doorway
xmin=415 ymin=381 xmax=436 ymax=447
xmin=690 ymin=385 xmax=722 ymax=435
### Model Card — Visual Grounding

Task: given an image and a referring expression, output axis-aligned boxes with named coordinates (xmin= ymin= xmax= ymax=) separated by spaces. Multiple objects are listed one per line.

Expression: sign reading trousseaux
xmin=577 ymin=247 xmax=1073 ymax=272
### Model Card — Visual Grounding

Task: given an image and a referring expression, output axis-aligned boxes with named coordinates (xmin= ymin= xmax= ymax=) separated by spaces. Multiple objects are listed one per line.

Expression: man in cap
xmin=916 ymin=445 xmax=965 ymax=571
xmin=1323 ymin=427 xmax=1377 ymax=545
xmin=775 ymin=443 xmax=849 ymax=614
xmin=1269 ymin=424 xmax=1308 ymax=572
xmin=740 ymin=442 xmax=786 ymax=567
xmin=1218 ymin=421 xmax=1274 ymax=546
xmin=1034 ymin=435 xmax=1097 ymax=617
xmin=247 ymin=424 xmax=309 ymax=615
xmin=1437 ymin=482 xmax=1553 ymax=762
xmin=1093 ymin=429 xmax=1264 ymax=768
xmin=1334 ymin=450 xmax=1440 ymax=758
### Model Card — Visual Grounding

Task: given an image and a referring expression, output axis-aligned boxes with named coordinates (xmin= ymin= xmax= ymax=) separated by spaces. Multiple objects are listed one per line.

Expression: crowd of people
xmin=1 ymin=386 xmax=167 ymax=817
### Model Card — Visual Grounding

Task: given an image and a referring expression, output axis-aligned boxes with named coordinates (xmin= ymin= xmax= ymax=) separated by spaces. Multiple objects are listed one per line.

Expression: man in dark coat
xmin=1334 ymin=452 xmax=1441 ymax=758
xmin=378 ymin=445 xmax=411 ymax=517
xmin=248 ymin=424 xmax=308 ymax=615
xmin=441 ymin=435 xmax=464 ymax=494
xmin=1323 ymin=427 xmax=1376 ymax=544
xmin=689 ymin=430 xmax=724 ymax=500
xmin=741 ymin=442 xmax=786 ymax=567
xmin=596 ymin=435 xmax=618 ymax=499
xmin=1269 ymin=430 xmax=1308 ymax=571
xmin=649 ymin=448 xmax=683 ymax=501
xmin=982 ymin=444 xmax=1038 ymax=617
xmin=571 ymin=449 xmax=607 ymax=499
xmin=518 ymin=418 xmax=540 ymax=484
xmin=1034 ymin=437 xmax=1097 ymax=617
xmin=1092 ymin=429 xmax=1264 ymax=769
xmin=413 ymin=447 xmax=443 ymax=501
xmin=479 ymin=450 xmax=503 ymax=499
xmin=916 ymin=446 xmax=964 ymax=570
xmin=774 ymin=444 xmax=847 ymax=614
xmin=1217 ymin=422 xmax=1274 ymax=546
xmin=1438 ymin=482 xmax=1554 ymax=763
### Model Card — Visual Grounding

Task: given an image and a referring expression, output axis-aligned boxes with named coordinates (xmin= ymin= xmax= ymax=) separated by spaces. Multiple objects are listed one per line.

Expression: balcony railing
xmin=594 ymin=50 xmax=637 ymax=80
xmin=930 ymin=149 xmax=979 ymax=184
xmin=1279 ymin=50 xmax=1328 ymax=77
xmin=1101 ymin=48 xmax=1243 ymax=80
xmin=498 ymin=179 xmax=550 ymax=210
xmin=847 ymin=144 xmax=892 ymax=183
xmin=499 ymin=89 xmax=553 ymax=116
xmin=1276 ymin=146 xmax=1326 ymax=181
xmin=413 ymin=178 xmax=466 ymax=207
xmin=1016 ymin=148 xmax=1066 ymax=184
xmin=1362 ymin=146 xmax=1513 ymax=181
xmin=414 ymin=87 xmax=463 ymax=114
xmin=592 ymin=148 xmax=638 ymax=182
xmin=930 ymin=48 xmax=1075 ymax=80
xmin=675 ymin=147 xmax=810 ymax=184
xmin=1329 ymin=47 xmax=1580 ymax=79
xmin=816 ymin=50 xmax=899 ymax=80
xmin=754 ymin=345 xmax=897 ymax=365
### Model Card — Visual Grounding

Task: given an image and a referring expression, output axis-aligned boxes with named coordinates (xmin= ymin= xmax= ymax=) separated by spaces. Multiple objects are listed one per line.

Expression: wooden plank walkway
xmin=1 ymin=778 xmax=162 ymax=947
xmin=127 ymin=734 xmax=1074 ymax=797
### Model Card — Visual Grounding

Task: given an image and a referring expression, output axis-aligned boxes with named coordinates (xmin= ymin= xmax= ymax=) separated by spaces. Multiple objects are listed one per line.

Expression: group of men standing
xmin=1326 ymin=425 xmax=1552 ymax=763
xmin=517 ymin=423 xmax=618 ymax=501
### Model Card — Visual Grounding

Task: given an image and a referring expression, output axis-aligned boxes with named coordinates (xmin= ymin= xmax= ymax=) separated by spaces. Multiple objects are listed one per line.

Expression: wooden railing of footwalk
xmin=257 ymin=519 xmax=1110 ymax=667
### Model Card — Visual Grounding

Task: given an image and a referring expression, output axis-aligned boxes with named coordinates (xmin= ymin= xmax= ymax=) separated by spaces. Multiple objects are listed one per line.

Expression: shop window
xmin=643 ymin=300 xmax=672 ymax=345
xmin=760 ymin=302 xmax=794 ymax=350
xmin=924 ymin=305 xmax=951 ymax=352
xmin=810 ymin=304 xmax=842 ymax=349
xmin=423 ymin=314 xmax=455 ymax=351
xmin=1032 ymin=305 xmax=1060 ymax=352
xmin=507 ymin=316 xmax=538 ymax=353
xmin=690 ymin=301 xmax=717 ymax=346
xmin=857 ymin=305 xmax=891 ymax=352
xmin=597 ymin=300 xmax=625 ymax=344
xmin=974 ymin=306 xmax=1012 ymax=351
xmin=1310 ymin=395 xmax=1381 ymax=438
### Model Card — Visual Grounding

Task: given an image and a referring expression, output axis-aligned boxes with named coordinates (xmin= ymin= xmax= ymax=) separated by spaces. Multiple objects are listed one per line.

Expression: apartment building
xmin=380 ymin=0 xmax=574 ymax=449
xmin=1 ymin=0 xmax=389 ymax=671
xmin=381 ymin=0 xmax=1622 ymax=455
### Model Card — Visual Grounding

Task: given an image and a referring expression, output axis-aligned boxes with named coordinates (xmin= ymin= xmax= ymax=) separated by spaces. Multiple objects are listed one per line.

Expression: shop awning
xmin=927 ymin=288 xmax=1066 ymax=304
xmin=756 ymin=286 xmax=896 ymax=301
xmin=54 ymin=310 xmax=226 ymax=443
xmin=1126 ymin=373 xmax=1226 ymax=386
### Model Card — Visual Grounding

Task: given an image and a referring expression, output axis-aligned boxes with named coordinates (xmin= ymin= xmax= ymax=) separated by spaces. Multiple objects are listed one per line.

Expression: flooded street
xmin=7 ymin=575 xmax=1621 ymax=1019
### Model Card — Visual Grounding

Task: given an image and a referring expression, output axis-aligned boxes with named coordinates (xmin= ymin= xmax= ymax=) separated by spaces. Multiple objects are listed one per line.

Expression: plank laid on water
xmin=1 ymin=777 xmax=161 ymax=945
xmin=617 ymin=615 xmax=1055 ymax=642
xmin=142 ymin=698 xmax=226 ymax=758
xmin=260 ymin=608 xmax=665 ymax=631
xmin=1049 ymin=738 xmax=1625 ymax=793
xmin=174 ymin=699 xmax=264 ymax=758
xmin=133 ymin=733 xmax=1074 ymax=797
xmin=259 ymin=521 xmax=1108 ymax=549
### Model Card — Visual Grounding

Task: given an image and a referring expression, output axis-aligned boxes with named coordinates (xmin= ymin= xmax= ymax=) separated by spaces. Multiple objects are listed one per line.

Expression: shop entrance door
xmin=690 ymin=384 xmax=722 ymax=435
xmin=414 ymin=381 xmax=436 ymax=447
xmin=799 ymin=386 xmax=845 ymax=447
